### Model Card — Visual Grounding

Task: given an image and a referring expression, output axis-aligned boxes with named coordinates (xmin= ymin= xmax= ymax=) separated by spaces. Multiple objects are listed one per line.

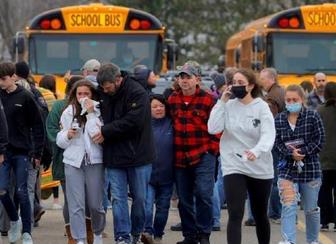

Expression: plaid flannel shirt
xmin=274 ymin=108 xmax=325 ymax=182
xmin=168 ymin=88 xmax=219 ymax=167
xmin=307 ymin=90 xmax=324 ymax=111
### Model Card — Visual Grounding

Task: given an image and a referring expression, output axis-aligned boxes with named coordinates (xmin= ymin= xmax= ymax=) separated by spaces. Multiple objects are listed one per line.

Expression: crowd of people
xmin=0 ymin=58 xmax=335 ymax=244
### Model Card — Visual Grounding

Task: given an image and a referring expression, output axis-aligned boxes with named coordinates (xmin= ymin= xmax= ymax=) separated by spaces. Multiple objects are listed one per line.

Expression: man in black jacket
xmin=94 ymin=63 xmax=155 ymax=244
xmin=0 ymin=99 xmax=7 ymax=164
xmin=0 ymin=62 xmax=44 ymax=243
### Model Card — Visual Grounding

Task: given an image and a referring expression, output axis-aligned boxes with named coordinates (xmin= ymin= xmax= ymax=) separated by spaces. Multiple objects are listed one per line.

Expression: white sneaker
xmin=278 ymin=241 xmax=291 ymax=244
xmin=8 ymin=218 xmax=22 ymax=242
xmin=94 ymin=234 xmax=103 ymax=244
xmin=77 ymin=240 xmax=85 ymax=244
xmin=22 ymin=232 xmax=33 ymax=244
xmin=52 ymin=203 xmax=63 ymax=210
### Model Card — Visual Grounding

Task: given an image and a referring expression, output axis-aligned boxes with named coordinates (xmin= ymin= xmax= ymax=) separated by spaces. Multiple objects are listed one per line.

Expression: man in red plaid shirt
xmin=168 ymin=63 xmax=219 ymax=244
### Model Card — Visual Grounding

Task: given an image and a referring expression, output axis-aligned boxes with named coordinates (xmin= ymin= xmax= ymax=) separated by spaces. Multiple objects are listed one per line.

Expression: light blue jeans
xmin=278 ymin=178 xmax=321 ymax=244
xmin=108 ymin=164 xmax=152 ymax=242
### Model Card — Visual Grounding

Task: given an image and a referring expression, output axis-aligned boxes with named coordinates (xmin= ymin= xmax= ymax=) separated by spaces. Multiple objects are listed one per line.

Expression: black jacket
xmin=0 ymin=86 xmax=45 ymax=159
xmin=0 ymin=99 xmax=8 ymax=154
xmin=100 ymin=73 xmax=155 ymax=168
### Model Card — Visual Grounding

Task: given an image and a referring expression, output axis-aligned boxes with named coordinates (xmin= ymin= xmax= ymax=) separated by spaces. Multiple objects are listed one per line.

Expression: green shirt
xmin=46 ymin=99 xmax=67 ymax=180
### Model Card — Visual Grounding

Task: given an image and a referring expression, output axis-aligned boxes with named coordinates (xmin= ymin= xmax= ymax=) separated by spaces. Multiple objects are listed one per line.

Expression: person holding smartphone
xmin=274 ymin=85 xmax=325 ymax=244
xmin=57 ymin=80 xmax=105 ymax=244
xmin=208 ymin=68 xmax=275 ymax=244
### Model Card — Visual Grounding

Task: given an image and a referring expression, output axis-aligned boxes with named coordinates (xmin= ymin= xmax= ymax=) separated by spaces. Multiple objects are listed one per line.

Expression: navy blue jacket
xmin=150 ymin=117 xmax=174 ymax=186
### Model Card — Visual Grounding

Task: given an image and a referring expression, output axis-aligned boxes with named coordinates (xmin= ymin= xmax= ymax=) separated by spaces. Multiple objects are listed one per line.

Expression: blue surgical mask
xmin=286 ymin=102 xmax=302 ymax=113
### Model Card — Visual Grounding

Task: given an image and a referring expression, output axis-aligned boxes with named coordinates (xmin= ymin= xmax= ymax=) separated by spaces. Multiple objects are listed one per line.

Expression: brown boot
xmin=65 ymin=225 xmax=76 ymax=244
xmin=86 ymin=218 xmax=94 ymax=244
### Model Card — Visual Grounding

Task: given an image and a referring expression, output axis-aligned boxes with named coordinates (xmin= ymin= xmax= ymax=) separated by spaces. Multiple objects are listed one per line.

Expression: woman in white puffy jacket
xmin=56 ymin=80 xmax=105 ymax=244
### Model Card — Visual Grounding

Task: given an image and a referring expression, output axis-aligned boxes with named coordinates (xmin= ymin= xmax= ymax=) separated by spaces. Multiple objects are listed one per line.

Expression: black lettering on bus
xmin=71 ymin=15 xmax=76 ymax=26
xmin=105 ymin=14 xmax=121 ymax=26
xmin=308 ymin=12 xmax=314 ymax=25
xmin=115 ymin=14 xmax=121 ymax=26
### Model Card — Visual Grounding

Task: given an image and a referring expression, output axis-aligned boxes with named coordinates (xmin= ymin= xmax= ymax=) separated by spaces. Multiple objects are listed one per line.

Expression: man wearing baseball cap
xmin=81 ymin=59 xmax=101 ymax=87
xmin=168 ymin=62 xmax=219 ymax=244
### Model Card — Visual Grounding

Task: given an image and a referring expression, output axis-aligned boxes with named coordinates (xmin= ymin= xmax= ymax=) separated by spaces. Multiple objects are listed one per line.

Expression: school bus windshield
xmin=270 ymin=32 xmax=336 ymax=75
xmin=28 ymin=34 xmax=161 ymax=75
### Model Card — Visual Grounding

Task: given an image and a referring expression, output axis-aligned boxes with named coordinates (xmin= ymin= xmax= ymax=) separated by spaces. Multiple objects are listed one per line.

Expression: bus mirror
xmin=251 ymin=61 xmax=263 ymax=71
xmin=252 ymin=35 xmax=264 ymax=53
xmin=218 ymin=55 xmax=225 ymax=67
xmin=234 ymin=48 xmax=240 ymax=64
xmin=167 ymin=42 xmax=179 ymax=70
xmin=12 ymin=34 xmax=25 ymax=57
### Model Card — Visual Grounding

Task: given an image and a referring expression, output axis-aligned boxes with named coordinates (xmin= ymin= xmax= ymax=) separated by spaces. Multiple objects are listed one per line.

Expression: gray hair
xmin=97 ymin=63 xmax=121 ymax=85
xmin=261 ymin=67 xmax=278 ymax=83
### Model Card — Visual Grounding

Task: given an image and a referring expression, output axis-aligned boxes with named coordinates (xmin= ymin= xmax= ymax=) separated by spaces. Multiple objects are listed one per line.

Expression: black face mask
xmin=231 ymin=85 xmax=248 ymax=99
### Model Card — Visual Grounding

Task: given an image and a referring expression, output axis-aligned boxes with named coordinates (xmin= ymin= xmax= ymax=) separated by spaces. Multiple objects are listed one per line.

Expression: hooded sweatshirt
xmin=133 ymin=66 xmax=153 ymax=94
xmin=208 ymin=97 xmax=275 ymax=179
xmin=0 ymin=86 xmax=45 ymax=158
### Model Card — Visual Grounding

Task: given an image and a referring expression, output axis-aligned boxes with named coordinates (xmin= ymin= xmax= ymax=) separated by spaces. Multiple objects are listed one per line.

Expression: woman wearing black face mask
xmin=208 ymin=68 xmax=275 ymax=244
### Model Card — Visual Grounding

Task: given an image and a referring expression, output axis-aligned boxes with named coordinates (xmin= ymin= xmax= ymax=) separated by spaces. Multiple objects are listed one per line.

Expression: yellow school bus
xmin=14 ymin=2 xmax=178 ymax=96
xmin=225 ymin=3 xmax=336 ymax=86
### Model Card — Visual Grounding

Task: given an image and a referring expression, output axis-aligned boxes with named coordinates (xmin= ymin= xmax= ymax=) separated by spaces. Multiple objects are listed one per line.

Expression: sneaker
xmin=140 ymin=232 xmax=154 ymax=244
xmin=116 ymin=237 xmax=130 ymax=244
xmin=34 ymin=207 xmax=46 ymax=222
xmin=52 ymin=203 xmax=63 ymax=210
xmin=22 ymin=232 xmax=33 ymax=244
xmin=270 ymin=218 xmax=281 ymax=224
xmin=321 ymin=224 xmax=328 ymax=231
xmin=1 ymin=231 xmax=7 ymax=236
xmin=212 ymin=226 xmax=221 ymax=231
xmin=93 ymin=234 xmax=103 ymax=244
xmin=131 ymin=235 xmax=141 ymax=244
xmin=244 ymin=219 xmax=256 ymax=226
xmin=170 ymin=222 xmax=182 ymax=231
xmin=8 ymin=218 xmax=22 ymax=243
xmin=77 ymin=240 xmax=85 ymax=244
xmin=102 ymin=231 xmax=108 ymax=238
xmin=278 ymin=241 xmax=291 ymax=244
xmin=116 ymin=239 xmax=129 ymax=244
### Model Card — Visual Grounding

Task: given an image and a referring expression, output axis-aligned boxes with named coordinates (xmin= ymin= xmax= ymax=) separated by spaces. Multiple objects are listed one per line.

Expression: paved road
xmin=1 ymin=199 xmax=335 ymax=244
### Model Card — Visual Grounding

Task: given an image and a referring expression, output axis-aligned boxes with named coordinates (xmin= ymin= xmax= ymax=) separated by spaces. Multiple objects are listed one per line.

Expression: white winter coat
xmin=56 ymin=105 xmax=103 ymax=168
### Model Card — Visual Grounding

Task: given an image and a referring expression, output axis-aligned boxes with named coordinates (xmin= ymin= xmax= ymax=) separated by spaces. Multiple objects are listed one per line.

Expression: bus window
xmin=29 ymin=34 xmax=159 ymax=75
xmin=271 ymin=33 xmax=336 ymax=74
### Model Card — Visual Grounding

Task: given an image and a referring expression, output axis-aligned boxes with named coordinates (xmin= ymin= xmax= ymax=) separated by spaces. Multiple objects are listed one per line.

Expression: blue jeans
xmin=144 ymin=183 xmax=173 ymax=237
xmin=103 ymin=169 xmax=112 ymax=211
xmin=0 ymin=152 xmax=31 ymax=234
xmin=217 ymin=166 xmax=226 ymax=206
xmin=246 ymin=196 xmax=254 ymax=221
xmin=108 ymin=164 xmax=152 ymax=241
xmin=212 ymin=162 xmax=222 ymax=227
xmin=175 ymin=153 xmax=216 ymax=238
xmin=269 ymin=149 xmax=281 ymax=220
xmin=278 ymin=178 xmax=321 ymax=244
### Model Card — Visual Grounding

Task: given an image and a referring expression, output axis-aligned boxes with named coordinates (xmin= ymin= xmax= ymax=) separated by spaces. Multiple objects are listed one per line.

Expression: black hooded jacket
xmin=0 ymin=99 xmax=8 ymax=155
xmin=99 ymin=72 xmax=155 ymax=168
xmin=0 ymin=86 xmax=45 ymax=159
